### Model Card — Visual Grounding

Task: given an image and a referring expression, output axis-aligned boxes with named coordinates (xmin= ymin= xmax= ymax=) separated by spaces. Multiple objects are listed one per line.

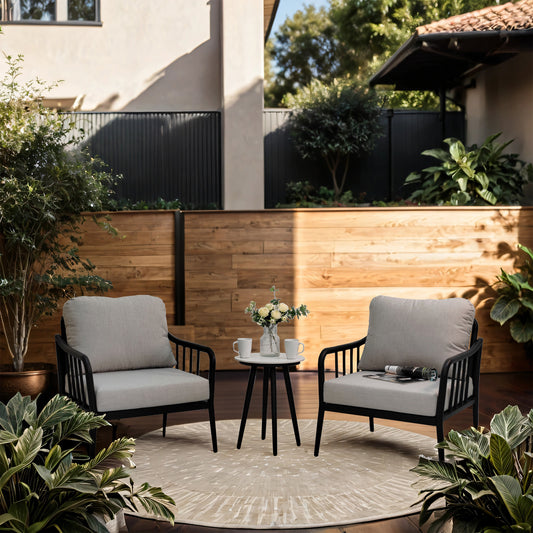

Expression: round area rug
xmin=128 ymin=419 xmax=436 ymax=529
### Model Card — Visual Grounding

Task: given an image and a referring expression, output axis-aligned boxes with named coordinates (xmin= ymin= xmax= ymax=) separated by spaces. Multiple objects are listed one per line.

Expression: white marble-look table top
xmin=235 ymin=353 xmax=305 ymax=365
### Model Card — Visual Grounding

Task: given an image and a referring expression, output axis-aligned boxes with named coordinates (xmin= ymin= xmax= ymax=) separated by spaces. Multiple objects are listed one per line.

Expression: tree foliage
xmin=265 ymin=5 xmax=339 ymax=107
xmin=0 ymin=55 xmax=117 ymax=371
xmin=286 ymin=79 xmax=383 ymax=200
xmin=266 ymin=0 xmax=500 ymax=108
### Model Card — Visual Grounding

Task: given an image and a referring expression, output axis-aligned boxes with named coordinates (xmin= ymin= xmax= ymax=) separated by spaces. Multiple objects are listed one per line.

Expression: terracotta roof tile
xmin=417 ymin=0 xmax=533 ymax=34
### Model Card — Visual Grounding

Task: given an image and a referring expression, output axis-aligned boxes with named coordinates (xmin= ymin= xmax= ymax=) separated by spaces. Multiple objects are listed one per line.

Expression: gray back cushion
xmin=358 ymin=296 xmax=475 ymax=375
xmin=63 ymin=295 xmax=176 ymax=373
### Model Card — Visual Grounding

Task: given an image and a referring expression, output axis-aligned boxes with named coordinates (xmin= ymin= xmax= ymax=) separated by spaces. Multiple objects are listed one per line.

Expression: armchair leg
xmin=369 ymin=416 xmax=374 ymax=432
xmin=209 ymin=400 xmax=218 ymax=453
xmin=437 ymin=421 xmax=445 ymax=462
xmin=89 ymin=428 xmax=97 ymax=458
xmin=162 ymin=412 xmax=168 ymax=437
xmin=473 ymin=399 xmax=479 ymax=429
xmin=314 ymin=405 xmax=325 ymax=457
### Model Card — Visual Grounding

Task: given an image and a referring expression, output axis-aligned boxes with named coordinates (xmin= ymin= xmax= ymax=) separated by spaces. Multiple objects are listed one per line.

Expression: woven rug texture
xmin=128 ymin=419 xmax=436 ymax=529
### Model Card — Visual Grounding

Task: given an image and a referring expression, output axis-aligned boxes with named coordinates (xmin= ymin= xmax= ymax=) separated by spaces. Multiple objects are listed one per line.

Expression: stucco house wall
xmin=0 ymin=0 xmax=265 ymax=209
xmin=465 ymin=53 xmax=533 ymax=166
xmin=0 ymin=1 xmax=222 ymax=111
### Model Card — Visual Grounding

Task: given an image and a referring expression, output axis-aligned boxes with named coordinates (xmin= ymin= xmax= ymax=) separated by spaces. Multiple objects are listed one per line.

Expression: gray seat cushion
xmin=92 ymin=368 xmax=210 ymax=412
xmin=63 ymin=295 xmax=176 ymax=373
xmin=358 ymin=296 xmax=475 ymax=375
xmin=323 ymin=371 xmax=473 ymax=417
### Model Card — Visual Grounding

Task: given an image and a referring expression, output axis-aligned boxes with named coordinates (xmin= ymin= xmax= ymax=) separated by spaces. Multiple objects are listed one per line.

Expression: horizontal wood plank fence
xmin=6 ymin=208 xmax=533 ymax=375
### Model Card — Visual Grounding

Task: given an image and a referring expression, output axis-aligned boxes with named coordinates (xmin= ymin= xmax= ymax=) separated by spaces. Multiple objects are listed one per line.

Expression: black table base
xmin=236 ymin=363 xmax=301 ymax=456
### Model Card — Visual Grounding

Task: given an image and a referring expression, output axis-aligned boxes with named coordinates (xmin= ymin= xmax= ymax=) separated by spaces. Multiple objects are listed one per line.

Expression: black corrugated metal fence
xmin=68 ymin=111 xmax=222 ymax=208
xmin=66 ymin=109 xmax=464 ymax=208
xmin=264 ymin=108 xmax=465 ymax=207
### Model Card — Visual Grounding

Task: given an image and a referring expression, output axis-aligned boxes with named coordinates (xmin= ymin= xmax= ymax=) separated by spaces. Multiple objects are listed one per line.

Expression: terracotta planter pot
xmin=0 ymin=363 xmax=57 ymax=406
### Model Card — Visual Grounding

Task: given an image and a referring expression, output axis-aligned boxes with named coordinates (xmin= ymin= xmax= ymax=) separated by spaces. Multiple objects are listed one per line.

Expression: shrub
xmin=490 ymin=243 xmax=533 ymax=345
xmin=285 ymin=79 xmax=383 ymax=201
xmin=404 ymin=133 xmax=533 ymax=206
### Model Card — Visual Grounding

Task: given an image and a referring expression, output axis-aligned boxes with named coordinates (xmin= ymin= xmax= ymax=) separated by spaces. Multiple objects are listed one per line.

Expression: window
xmin=1 ymin=0 xmax=99 ymax=22
xmin=1 ymin=0 xmax=55 ymax=21
xmin=67 ymin=0 xmax=95 ymax=21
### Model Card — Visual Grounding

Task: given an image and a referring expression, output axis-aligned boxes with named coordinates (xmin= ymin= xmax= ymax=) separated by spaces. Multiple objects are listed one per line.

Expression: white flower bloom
xmin=271 ymin=310 xmax=282 ymax=320
xmin=258 ymin=307 xmax=270 ymax=317
xmin=266 ymin=303 xmax=274 ymax=310
xmin=279 ymin=303 xmax=289 ymax=313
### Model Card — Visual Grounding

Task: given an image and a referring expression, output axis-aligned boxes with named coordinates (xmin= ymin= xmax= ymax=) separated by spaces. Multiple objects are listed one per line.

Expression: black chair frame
xmin=314 ymin=320 xmax=483 ymax=462
xmin=55 ymin=318 xmax=217 ymax=455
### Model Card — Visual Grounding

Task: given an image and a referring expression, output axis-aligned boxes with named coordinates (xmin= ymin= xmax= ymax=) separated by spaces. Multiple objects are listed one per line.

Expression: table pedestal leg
xmin=270 ymin=367 xmax=277 ymax=456
xmin=236 ymin=365 xmax=257 ymax=449
xmin=283 ymin=366 xmax=301 ymax=446
xmin=262 ymin=368 xmax=268 ymax=440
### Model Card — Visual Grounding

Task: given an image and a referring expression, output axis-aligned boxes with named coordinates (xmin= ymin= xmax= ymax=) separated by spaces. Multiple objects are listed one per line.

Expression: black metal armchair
xmin=314 ymin=296 xmax=483 ymax=461
xmin=55 ymin=295 xmax=217 ymax=454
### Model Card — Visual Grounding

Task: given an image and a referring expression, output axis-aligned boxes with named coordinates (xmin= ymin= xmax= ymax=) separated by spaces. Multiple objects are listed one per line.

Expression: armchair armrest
xmin=168 ymin=332 xmax=216 ymax=386
xmin=55 ymin=334 xmax=97 ymax=412
xmin=317 ymin=337 xmax=367 ymax=393
xmin=437 ymin=338 xmax=483 ymax=416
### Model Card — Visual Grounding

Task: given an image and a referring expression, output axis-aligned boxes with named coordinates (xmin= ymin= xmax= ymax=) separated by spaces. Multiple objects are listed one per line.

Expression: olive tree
xmin=285 ymin=79 xmax=383 ymax=201
xmin=0 ymin=54 xmax=116 ymax=371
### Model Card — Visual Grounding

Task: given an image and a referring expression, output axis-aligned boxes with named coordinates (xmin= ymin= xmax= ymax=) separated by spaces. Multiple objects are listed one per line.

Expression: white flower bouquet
xmin=244 ymin=286 xmax=309 ymax=327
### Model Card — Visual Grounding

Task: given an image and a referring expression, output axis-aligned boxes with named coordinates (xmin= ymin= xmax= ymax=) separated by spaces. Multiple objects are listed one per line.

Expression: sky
xmin=271 ymin=0 xmax=330 ymax=35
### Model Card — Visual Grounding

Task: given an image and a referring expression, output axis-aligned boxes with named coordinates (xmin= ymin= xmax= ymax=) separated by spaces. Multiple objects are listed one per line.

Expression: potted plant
xmin=490 ymin=243 xmax=533 ymax=350
xmin=0 ymin=392 xmax=175 ymax=531
xmin=0 ymin=55 xmax=116 ymax=398
xmin=412 ymin=405 xmax=533 ymax=532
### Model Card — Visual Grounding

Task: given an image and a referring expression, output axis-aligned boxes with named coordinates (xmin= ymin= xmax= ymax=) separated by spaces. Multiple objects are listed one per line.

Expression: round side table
xmin=235 ymin=353 xmax=304 ymax=456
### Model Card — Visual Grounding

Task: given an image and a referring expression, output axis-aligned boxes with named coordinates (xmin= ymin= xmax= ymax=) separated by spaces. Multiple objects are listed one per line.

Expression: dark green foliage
xmin=286 ymin=79 xmax=383 ymax=201
xmin=265 ymin=5 xmax=340 ymax=107
xmin=279 ymin=180 xmax=365 ymax=207
xmin=265 ymin=0 xmax=498 ymax=108
xmin=101 ymin=197 xmax=185 ymax=211
xmin=404 ymin=133 xmax=533 ymax=206
xmin=0 ymin=55 xmax=117 ymax=371
xmin=412 ymin=405 xmax=533 ymax=533
xmin=0 ymin=393 xmax=175 ymax=531
xmin=490 ymin=244 xmax=533 ymax=345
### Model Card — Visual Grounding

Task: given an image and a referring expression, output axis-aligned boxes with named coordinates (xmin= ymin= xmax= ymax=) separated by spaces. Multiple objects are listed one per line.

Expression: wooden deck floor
xmin=111 ymin=371 xmax=532 ymax=533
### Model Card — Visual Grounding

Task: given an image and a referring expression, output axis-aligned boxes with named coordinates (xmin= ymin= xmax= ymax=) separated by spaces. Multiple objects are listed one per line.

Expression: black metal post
xmin=387 ymin=109 xmax=394 ymax=200
xmin=174 ymin=210 xmax=185 ymax=325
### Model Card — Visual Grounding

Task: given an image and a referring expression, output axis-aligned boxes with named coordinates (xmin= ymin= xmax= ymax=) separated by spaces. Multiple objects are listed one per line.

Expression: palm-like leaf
xmin=490 ymin=433 xmax=514 ymax=476
xmin=491 ymin=405 xmax=530 ymax=449
xmin=413 ymin=406 xmax=533 ymax=532
xmin=0 ymin=394 xmax=174 ymax=531
xmin=411 ymin=456 xmax=459 ymax=483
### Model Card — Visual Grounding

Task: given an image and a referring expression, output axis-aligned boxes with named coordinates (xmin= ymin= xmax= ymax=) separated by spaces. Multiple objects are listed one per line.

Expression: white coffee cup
xmin=285 ymin=339 xmax=304 ymax=358
xmin=233 ymin=338 xmax=252 ymax=358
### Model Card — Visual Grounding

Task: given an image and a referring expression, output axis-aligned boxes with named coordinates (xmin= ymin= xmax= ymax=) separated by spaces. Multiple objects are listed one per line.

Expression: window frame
xmin=0 ymin=0 xmax=101 ymax=25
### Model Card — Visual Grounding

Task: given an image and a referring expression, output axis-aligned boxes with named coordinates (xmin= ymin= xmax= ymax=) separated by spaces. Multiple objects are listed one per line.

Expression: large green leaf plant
xmin=412 ymin=405 xmax=533 ymax=533
xmin=0 ymin=393 xmax=174 ymax=532
xmin=405 ymin=133 xmax=533 ymax=206
xmin=490 ymin=244 xmax=533 ymax=345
